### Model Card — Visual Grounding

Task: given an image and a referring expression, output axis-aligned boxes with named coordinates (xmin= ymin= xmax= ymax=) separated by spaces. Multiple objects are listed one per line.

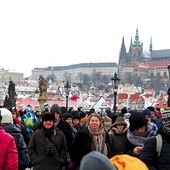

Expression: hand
xmin=133 ymin=146 xmax=143 ymax=155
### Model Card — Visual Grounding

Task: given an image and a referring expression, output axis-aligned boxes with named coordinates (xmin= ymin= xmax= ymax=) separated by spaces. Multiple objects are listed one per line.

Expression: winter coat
xmin=0 ymin=126 xmax=18 ymax=170
xmin=33 ymin=119 xmax=74 ymax=153
xmin=109 ymin=127 xmax=129 ymax=155
xmin=70 ymin=127 xmax=113 ymax=168
xmin=2 ymin=123 xmax=30 ymax=170
xmin=28 ymin=128 xmax=68 ymax=170
xmin=139 ymin=127 xmax=170 ymax=170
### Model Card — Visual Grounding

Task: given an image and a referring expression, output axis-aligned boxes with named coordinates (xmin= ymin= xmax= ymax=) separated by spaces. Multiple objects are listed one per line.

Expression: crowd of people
xmin=0 ymin=103 xmax=170 ymax=170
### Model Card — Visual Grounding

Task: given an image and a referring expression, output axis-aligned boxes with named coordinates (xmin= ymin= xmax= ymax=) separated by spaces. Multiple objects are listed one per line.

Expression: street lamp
xmin=64 ymin=80 xmax=70 ymax=112
xmin=111 ymin=72 xmax=120 ymax=115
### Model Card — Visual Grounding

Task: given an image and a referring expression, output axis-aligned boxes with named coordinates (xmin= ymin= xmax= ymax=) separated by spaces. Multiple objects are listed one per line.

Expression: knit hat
xmin=50 ymin=104 xmax=61 ymax=114
xmin=0 ymin=108 xmax=13 ymax=124
xmin=63 ymin=113 xmax=73 ymax=121
xmin=80 ymin=151 xmax=117 ymax=170
xmin=129 ymin=112 xmax=148 ymax=132
xmin=73 ymin=115 xmax=81 ymax=121
xmin=141 ymin=109 xmax=152 ymax=118
xmin=110 ymin=154 xmax=148 ymax=170
xmin=161 ymin=108 xmax=170 ymax=132
xmin=113 ymin=116 xmax=127 ymax=127
xmin=41 ymin=112 xmax=55 ymax=122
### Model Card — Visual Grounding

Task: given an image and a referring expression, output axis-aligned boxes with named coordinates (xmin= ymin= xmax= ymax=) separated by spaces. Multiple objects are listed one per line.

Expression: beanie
xmin=141 ymin=109 xmax=151 ymax=118
xmin=73 ymin=115 xmax=81 ymax=121
xmin=41 ymin=112 xmax=55 ymax=122
xmin=50 ymin=104 xmax=61 ymax=114
xmin=63 ymin=113 xmax=73 ymax=121
xmin=80 ymin=151 xmax=117 ymax=170
xmin=0 ymin=108 xmax=13 ymax=124
xmin=113 ymin=116 xmax=127 ymax=127
xmin=129 ymin=112 xmax=148 ymax=132
xmin=161 ymin=108 xmax=170 ymax=133
xmin=110 ymin=154 xmax=148 ymax=170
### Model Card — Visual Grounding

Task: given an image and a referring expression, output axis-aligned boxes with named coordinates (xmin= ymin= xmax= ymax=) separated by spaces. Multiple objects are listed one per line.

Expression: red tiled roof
xmin=16 ymin=97 xmax=77 ymax=111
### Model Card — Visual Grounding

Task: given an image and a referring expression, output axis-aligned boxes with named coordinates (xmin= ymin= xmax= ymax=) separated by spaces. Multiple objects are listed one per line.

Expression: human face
xmin=54 ymin=113 xmax=60 ymax=122
xmin=89 ymin=116 xmax=101 ymax=132
xmin=73 ymin=119 xmax=80 ymax=125
xmin=150 ymin=111 xmax=156 ymax=119
xmin=66 ymin=118 xmax=72 ymax=124
xmin=12 ymin=113 xmax=17 ymax=119
xmin=116 ymin=125 xmax=125 ymax=131
xmin=134 ymin=126 xmax=146 ymax=136
xmin=43 ymin=120 xmax=54 ymax=129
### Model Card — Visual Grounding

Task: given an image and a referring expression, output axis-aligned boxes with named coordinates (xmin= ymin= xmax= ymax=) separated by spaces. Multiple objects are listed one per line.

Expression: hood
xmin=79 ymin=151 xmax=116 ymax=170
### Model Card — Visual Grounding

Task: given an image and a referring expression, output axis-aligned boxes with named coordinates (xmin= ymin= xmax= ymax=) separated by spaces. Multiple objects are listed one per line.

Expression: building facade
xmin=31 ymin=62 xmax=118 ymax=83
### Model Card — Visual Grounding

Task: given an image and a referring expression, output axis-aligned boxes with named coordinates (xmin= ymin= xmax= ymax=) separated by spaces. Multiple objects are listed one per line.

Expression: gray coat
xmin=28 ymin=128 xmax=68 ymax=170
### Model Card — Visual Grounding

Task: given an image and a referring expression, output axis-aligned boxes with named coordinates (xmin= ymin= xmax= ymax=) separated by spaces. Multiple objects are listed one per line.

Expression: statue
xmin=38 ymin=75 xmax=47 ymax=100
xmin=167 ymin=87 xmax=170 ymax=107
xmin=4 ymin=78 xmax=17 ymax=109
xmin=8 ymin=79 xmax=16 ymax=100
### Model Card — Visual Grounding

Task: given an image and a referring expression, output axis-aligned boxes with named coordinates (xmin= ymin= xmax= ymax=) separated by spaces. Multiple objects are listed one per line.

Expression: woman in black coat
xmin=70 ymin=113 xmax=113 ymax=169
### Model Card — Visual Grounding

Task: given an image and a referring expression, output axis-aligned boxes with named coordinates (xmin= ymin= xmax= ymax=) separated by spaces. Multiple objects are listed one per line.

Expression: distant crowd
xmin=0 ymin=103 xmax=170 ymax=170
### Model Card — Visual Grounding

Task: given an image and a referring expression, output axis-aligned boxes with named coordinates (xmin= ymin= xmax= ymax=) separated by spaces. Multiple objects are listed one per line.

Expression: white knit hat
xmin=0 ymin=108 xmax=13 ymax=124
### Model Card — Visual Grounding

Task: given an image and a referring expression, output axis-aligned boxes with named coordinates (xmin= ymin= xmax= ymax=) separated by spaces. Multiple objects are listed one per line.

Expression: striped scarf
xmin=88 ymin=126 xmax=108 ymax=156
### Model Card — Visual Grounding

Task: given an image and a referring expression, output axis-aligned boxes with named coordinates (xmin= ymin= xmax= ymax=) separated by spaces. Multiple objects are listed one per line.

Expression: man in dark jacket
xmin=139 ymin=108 xmax=170 ymax=170
xmin=28 ymin=112 xmax=68 ymax=170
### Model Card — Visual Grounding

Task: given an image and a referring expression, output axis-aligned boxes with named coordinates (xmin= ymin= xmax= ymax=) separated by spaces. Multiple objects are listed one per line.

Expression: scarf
xmin=88 ymin=126 xmax=108 ymax=155
xmin=127 ymin=122 xmax=157 ymax=146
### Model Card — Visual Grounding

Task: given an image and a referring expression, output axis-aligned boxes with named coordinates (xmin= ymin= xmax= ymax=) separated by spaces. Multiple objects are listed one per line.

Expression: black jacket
xmin=139 ymin=127 xmax=170 ymax=170
xmin=2 ymin=123 xmax=30 ymax=170
xmin=70 ymin=127 xmax=113 ymax=167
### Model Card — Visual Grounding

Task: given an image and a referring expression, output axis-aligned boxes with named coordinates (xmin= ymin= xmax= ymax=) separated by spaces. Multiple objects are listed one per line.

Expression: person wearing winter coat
xmin=139 ymin=109 xmax=170 ymax=170
xmin=126 ymin=111 xmax=157 ymax=157
xmin=108 ymin=116 xmax=129 ymax=155
xmin=0 ymin=113 xmax=18 ymax=170
xmin=28 ymin=112 xmax=68 ymax=170
xmin=70 ymin=113 xmax=113 ymax=169
xmin=33 ymin=104 xmax=74 ymax=154
xmin=0 ymin=108 xmax=30 ymax=170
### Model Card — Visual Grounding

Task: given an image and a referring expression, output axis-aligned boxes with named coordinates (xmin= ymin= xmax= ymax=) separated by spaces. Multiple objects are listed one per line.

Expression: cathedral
xmin=119 ymin=28 xmax=170 ymax=65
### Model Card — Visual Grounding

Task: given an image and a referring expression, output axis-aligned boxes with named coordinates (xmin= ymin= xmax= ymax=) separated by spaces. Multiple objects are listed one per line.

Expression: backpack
xmin=156 ymin=134 xmax=162 ymax=157
xmin=25 ymin=117 xmax=34 ymax=127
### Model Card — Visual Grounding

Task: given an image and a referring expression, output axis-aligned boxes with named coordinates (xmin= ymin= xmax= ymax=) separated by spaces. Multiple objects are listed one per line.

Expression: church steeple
xmin=134 ymin=27 xmax=140 ymax=46
xmin=119 ymin=36 xmax=127 ymax=65
xmin=149 ymin=37 xmax=153 ymax=52
xmin=149 ymin=36 xmax=153 ymax=59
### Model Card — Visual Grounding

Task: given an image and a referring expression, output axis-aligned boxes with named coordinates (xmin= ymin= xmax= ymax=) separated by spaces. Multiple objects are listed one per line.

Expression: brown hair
xmin=87 ymin=113 xmax=103 ymax=130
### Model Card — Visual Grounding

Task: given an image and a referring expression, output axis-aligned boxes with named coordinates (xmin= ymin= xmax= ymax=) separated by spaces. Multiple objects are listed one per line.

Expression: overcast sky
xmin=0 ymin=0 xmax=170 ymax=77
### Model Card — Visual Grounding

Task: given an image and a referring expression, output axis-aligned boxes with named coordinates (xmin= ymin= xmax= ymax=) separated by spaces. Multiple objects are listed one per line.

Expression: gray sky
xmin=0 ymin=0 xmax=170 ymax=77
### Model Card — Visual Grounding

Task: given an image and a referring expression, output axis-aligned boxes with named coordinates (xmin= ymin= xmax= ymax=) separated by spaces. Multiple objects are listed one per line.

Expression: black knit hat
xmin=63 ymin=113 xmax=73 ymax=121
xmin=129 ymin=112 xmax=148 ymax=131
xmin=73 ymin=115 xmax=81 ymax=121
xmin=41 ymin=112 xmax=55 ymax=122
xmin=50 ymin=104 xmax=61 ymax=114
